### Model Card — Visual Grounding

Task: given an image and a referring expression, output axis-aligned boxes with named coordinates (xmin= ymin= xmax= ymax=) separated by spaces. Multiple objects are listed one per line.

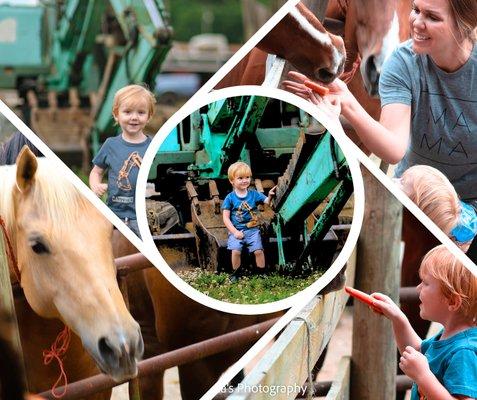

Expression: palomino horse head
xmin=259 ymin=2 xmax=346 ymax=83
xmin=0 ymin=147 xmax=143 ymax=381
xmin=345 ymin=0 xmax=410 ymax=96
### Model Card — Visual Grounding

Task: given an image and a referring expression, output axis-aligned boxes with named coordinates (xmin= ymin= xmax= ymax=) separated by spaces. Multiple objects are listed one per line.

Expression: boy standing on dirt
xmin=89 ymin=84 xmax=154 ymax=237
xmin=222 ymin=161 xmax=275 ymax=282
xmin=371 ymin=245 xmax=477 ymax=400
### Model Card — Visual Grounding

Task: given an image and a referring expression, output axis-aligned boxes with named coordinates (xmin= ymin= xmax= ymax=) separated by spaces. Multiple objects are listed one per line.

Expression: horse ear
xmin=16 ymin=145 xmax=38 ymax=192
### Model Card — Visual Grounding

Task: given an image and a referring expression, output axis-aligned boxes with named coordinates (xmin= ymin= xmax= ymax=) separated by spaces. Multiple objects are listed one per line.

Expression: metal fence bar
xmin=37 ymin=317 xmax=279 ymax=399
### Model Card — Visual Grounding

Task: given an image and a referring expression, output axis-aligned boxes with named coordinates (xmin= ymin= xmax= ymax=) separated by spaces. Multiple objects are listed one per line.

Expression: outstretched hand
xmin=281 ymin=71 xmax=345 ymax=118
xmin=370 ymin=292 xmax=404 ymax=321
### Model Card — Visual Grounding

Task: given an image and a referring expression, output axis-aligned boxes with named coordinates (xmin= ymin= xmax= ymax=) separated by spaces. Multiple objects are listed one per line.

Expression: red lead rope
xmin=43 ymin=325 xmax=71 ymax=398
xmin=0 ymin=215 xmax=20 ymax=283
xmin=340 ymin=55 xmax=361 ymax=84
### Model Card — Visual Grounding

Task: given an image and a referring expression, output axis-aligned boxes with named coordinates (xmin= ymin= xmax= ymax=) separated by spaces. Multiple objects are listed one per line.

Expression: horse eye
xmin=30 ymin=240 xmax=50 ymax=255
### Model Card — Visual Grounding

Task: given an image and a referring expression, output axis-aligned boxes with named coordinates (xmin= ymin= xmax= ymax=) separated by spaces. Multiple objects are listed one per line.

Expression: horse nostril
xmin=364 ymin=55 xmax=380 ymax=86
xmin=315 ymin=68 xmax=336 ymax=84
xmin=98 ymin=337 xmax=119 ymax=366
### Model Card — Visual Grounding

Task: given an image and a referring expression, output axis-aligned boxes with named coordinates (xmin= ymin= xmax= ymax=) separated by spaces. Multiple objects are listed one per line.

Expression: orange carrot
xmin=345 ymin=286 xmax=382 ymax=313
xmin=304 ymin=80 xmax=330 ymax=96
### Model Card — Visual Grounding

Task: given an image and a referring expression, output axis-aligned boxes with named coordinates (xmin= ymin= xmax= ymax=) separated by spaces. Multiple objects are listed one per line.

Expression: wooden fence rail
xmin=228 ymin=250 xmax=356 ymax=399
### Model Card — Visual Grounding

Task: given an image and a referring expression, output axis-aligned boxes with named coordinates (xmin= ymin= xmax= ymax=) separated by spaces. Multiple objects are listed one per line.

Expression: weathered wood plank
xmin=325 ymin=356 xmax=350 ymax=400
xmin=229 ymin=251 xmax=356 ymax=399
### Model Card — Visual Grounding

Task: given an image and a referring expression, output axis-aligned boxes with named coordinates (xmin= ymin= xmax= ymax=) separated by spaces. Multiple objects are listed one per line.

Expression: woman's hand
xmin=282 ymin=71 xmax=348 ymax=119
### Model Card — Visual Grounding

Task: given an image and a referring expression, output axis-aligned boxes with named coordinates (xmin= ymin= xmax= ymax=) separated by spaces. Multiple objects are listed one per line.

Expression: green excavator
xmin=147 ymin=96 xmax=353 ymax=276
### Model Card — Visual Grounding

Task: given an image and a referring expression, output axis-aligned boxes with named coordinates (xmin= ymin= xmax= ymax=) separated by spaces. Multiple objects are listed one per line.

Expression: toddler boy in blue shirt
xmin=222 ymin=162 xmax=275 ymax=282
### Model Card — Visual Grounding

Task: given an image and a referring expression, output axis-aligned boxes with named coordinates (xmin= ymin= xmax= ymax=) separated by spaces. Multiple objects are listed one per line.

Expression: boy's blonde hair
xmin=421 ymin=245 xmax=477 ymax=323
xmin=227 ymin=161 xmax=252 ymax=182
xmin=402 ymin=165 xmax=460 ymax=236
xmin=112 ymin=84 xmax=156 ymax=119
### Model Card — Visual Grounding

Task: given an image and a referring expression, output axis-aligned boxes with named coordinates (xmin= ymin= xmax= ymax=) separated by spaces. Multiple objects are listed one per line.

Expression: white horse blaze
xmin=289 ymin=7 xmax=332 ymax=47
xmin=377 ymin=12 xmax=400 ymax=70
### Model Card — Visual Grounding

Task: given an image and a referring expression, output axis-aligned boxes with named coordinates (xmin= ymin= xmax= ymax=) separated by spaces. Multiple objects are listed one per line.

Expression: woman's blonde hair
xmin=112 ymin=84 xmax=156 ymax=119
xmin=227 ymin=161 xmax=252 ymax=182
xmin=421 ymin=245 xmax=477 ymax=323
xmin=448 ymin=0 xmax=477 ymax=42
xmin=402 ymin=165 xmax=460 ymax=236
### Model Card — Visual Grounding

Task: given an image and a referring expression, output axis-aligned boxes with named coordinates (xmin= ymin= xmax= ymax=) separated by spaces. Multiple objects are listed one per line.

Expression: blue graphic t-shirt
xmin=410 ymin=327 xmax=477 ymax=400
xmin=222 ymin=190 xmax=267 ymax=231
xmin=92 ymin=134 xmax=151 ymax=220
xmin=380 ymin=40 xmax=477 ymax=201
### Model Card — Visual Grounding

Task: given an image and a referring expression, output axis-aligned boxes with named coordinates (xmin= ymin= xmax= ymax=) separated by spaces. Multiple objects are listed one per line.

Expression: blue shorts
xmin=227 ymin=228 xmax=263 ymax=253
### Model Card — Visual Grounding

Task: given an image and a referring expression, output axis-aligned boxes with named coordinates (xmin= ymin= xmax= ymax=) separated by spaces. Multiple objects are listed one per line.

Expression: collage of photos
xmin=0 ymin=0 xmax=475 ymax=400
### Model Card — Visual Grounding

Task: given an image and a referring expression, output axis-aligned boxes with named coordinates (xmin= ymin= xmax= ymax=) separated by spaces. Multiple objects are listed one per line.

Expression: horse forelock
xmin=290 ymin=5 xmax=332 ymax=47
xmin=31 ymin=159 xmax=97 ymax=231
xmin=0 ymin=160 xmax=99 ymax=235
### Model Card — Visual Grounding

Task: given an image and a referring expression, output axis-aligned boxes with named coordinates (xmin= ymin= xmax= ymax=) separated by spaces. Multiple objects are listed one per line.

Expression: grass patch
xmin=178 ymin=269 xmax=324 ymax=304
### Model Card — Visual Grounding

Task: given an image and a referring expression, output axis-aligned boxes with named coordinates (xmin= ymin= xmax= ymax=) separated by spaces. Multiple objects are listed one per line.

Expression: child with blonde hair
xmin=395 ymin=165 xmax=477 ymax=249
xmin=222 ymin=161 xmax=275 ymax=282
xmin=372 ymin=245 xmax=477 ymax=399
xmin=89 ymin=84 xmax=155 ymax=237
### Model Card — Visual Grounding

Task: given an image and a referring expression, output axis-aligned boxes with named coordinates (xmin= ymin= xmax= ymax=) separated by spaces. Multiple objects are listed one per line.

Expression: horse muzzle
xmin=93 ymin=327 xmax=144 ymax=382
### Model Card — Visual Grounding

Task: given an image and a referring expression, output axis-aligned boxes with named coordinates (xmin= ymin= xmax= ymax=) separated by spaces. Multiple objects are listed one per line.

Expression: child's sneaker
xmin=229 ymin=268 xmax=242 ymax=283
xmin=253 ymin=266 xmax=268 ymax=278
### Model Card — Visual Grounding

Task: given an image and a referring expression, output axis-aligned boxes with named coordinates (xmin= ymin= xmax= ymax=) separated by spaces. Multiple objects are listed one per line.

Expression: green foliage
xmin=178 ymin=270 xmax=324 ymax=304
xmin=167 ymin=0 xmax=244 ymax=43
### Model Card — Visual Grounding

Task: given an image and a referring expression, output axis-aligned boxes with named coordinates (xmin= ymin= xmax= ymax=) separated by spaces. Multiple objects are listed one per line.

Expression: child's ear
xmin=447 ymin=294 xmax=462 ymax=312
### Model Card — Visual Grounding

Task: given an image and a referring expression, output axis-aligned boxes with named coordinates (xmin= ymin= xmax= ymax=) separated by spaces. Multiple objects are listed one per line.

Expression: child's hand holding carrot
xmin=369 ymin=292 xmax=404 ymax=320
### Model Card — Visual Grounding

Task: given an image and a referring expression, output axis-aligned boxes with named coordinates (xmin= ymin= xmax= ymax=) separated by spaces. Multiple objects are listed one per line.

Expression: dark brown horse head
xmin=346 ymin=0 xmax=411 ymax=96
xmin=258 ymin=2 xmax=346 ymax=83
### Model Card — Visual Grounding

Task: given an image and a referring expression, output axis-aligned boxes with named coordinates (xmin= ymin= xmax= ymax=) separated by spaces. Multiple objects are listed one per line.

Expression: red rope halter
xmin=0 ymin=215 xmax=20 ymax=283
xmin=0 ymin=215 xmax=71 ymax=398
xmin=43 ymin=325 xmax=71 ymax=398
xmin=340 ymin=55 xmax=361 ymax=84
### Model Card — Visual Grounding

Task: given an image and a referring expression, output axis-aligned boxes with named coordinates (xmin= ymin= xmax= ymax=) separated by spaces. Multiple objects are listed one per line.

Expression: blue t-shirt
xmin=410 ymin=327 xmax=477 ymax=399
xmin=222 ymin=190 xmax=267 ymax=231
xmin=92 ymin=134 xmax=151 ymax=220
xmin=379 ymin=40 xmax=477 ymax=201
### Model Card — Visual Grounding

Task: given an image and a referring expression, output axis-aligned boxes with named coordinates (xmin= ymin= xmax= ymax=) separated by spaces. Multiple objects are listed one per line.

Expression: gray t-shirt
xmin=93 ymin=134 xmax=151 ymax=219
xmin=379 ymin=40 xmax=477 ymax=201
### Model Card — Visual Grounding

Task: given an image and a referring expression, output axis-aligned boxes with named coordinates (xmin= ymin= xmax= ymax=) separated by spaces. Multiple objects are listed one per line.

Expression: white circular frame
xmin=136 ymin=86 xmax=364 ymax=315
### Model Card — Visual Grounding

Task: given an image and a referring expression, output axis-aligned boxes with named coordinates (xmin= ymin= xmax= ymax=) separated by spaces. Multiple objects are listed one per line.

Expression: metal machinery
xmin=0 ymin=1 xmax=172 ymax=169
xmin=147 ymin=96 xmax=354 ymax=275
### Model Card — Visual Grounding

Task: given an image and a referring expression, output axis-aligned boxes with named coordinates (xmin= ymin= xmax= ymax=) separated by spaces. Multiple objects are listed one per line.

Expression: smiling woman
xmin=285 ymin=0 xmax=477 ymax=201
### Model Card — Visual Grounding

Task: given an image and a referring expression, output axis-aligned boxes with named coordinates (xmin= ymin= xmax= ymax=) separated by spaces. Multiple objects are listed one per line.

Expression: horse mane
xmin=0 ymin=158 xmax=99 ymax=234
